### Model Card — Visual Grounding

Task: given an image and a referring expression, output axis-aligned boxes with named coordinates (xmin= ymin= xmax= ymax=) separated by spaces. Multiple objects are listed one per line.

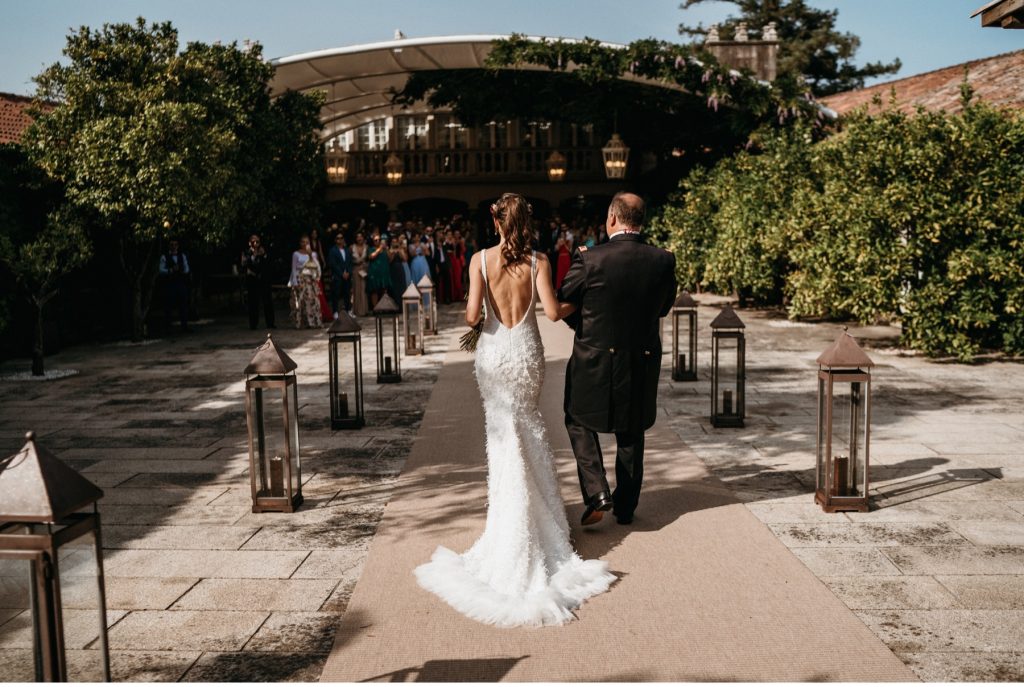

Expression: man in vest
xmin=159 ymin=239 xmax=191 ymax=333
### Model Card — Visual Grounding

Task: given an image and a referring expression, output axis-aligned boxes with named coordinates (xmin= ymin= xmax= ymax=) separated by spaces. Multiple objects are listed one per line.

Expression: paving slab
xmin=791 ymin=547 xmax=905 ymax=576
xmin=820 ymin=575 xmax=960 ymax=610
xmin=935 ymin=575 xmax=1024 ymax=609
xmin=900 ymin=651 xmax=1024 ymax=682
xmin=857 ymin=609 xmax=1024 ymax=653
xmin=107 ymin=610 xmax=268 ymax=651
xmin=103 ymin=525 xmax=259 ymax=550
xmin=172 ymin=578 xmax=337 ymax=611
xmin=244 ymin=611 xmax=340 ymax=653
xmin=881 ymin=544 xmax=1024 ymax=575
xmin=768 ymin=522 xmax=968 ymax=548
xmin=0 ymin=608 xmax=127 ymax=649
xmin=103 ymin=549 xmax=309 ymax=579
xmin=181 ymin=651 xmax=327 ymax=682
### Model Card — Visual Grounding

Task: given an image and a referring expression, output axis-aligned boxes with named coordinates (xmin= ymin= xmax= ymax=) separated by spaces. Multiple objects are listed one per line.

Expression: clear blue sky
xmin=1 ymin=1 xmax=1019 ymax=95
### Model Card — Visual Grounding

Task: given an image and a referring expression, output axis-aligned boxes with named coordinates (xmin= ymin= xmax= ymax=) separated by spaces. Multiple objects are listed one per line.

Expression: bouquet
xmin=460 ymin=309 xmax=484 ymax=352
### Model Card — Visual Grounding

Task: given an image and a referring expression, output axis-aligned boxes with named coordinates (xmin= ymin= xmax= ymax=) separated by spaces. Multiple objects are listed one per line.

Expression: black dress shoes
xmin=581 ymin=491 xmax=614 ymax=526
xmin=614 ymin=512 xmax=634 ymax=525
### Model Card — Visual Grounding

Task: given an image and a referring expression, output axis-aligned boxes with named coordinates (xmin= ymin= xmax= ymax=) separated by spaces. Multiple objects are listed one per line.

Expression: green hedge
xmin=652 ymin=98 xmax=1024 ymax=361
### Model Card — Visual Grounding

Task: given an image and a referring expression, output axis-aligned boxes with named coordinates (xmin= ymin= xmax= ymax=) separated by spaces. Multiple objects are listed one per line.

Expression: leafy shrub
xmin=654 ymin=96 xmax=1024 ymax=360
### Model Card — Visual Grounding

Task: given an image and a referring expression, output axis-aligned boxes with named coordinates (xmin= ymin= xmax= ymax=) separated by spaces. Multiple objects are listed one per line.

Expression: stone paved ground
xmin=665 ymin=295 xmax=1024 ymax=682
xmin=1 ymin=295 xmax=1023 ymax=681
xmin=0 ymin=307 xmax=456 ymax=682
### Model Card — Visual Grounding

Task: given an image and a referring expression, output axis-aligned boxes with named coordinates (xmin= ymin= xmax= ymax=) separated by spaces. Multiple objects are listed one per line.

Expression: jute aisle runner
xmin=321 ymin=316 xmax=916 ymax=682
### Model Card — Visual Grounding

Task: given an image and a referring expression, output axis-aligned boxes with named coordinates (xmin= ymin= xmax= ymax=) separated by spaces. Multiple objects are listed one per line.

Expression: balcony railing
xmin=335 ymin=147 xmax=603 ymax=184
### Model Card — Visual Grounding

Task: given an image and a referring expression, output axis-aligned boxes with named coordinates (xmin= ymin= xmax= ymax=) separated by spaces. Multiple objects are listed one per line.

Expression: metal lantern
xmin=0 ymin=432 xmax=110 ymax=682
xmin=327 ymin=313 xmax=365 ymax=430
xmin=601 ymin=133 xmax=630 ymax=179
xmin=671 ymin=291 xmax=698 ymax=382
xmin=710 ymin=305 xmax=746 ymax=428
xmin=814 ymin=329 xmax=874 ymax=513
xmin=417 ymin=274 xmax=437 ymax=335
xmin=325 ymin=147 xmax=349 ymax=184
xmin=546 ymin=150 xmax=567 ymax=182
xmin=244 ymin=334 xmax=303 ymax=513
xmin=373 ymin=293 xmax=402 ymax=383
xmin=384 ymin=153 xmax=404 ymax=186
xmin=401 ymin=283 xmax=425 ymax=356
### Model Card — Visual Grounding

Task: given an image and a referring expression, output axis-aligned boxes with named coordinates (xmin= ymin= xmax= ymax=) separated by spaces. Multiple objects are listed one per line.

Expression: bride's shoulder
xmin=533 ymin=250 xmax=549 ymax=265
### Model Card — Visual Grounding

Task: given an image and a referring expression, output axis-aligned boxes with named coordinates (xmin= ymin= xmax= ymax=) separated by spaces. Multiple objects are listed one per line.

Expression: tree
xmin=25 ymin=19 xmax=323 ymax=340
xmin=679 ymin=0 xmax=901 ymax=96
xmin=0 ymin=145 xmax=91 ymax=375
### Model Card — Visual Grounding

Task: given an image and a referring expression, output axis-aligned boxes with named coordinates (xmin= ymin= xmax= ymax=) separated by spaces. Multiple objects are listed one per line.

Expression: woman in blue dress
xmin=409 ymin=230 xmax=431 ymax=285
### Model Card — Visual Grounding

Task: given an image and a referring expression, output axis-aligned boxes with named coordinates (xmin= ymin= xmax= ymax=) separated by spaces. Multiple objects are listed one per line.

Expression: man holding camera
xmin=241 ymin=233 xmax=276 ymax=330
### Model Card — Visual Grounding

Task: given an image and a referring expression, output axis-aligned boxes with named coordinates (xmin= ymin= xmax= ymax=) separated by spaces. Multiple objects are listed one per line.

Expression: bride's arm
xmin=465 ymin=252 xmax=484 ymax=326
xmin=535 ymin=253 xmax=575 ymax=322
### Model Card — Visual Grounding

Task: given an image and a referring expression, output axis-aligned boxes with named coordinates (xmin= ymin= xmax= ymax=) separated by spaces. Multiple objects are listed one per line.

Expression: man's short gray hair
xmin=609 ymin=192 xmax=645 ymax=229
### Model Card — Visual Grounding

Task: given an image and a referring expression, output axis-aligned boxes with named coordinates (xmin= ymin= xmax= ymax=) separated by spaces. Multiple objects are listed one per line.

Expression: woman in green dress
xmin=365 ymin=229 xmax=391 ymax=309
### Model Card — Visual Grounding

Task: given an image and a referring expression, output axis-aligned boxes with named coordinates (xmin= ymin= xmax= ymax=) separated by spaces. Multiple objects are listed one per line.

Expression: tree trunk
xmin=131 ymin=278 xmax=146 ymax=342
xmin=32 ymin=300 xmax=45 ymax=377
xmin=121 ymin=234 xmax=160 ymax=342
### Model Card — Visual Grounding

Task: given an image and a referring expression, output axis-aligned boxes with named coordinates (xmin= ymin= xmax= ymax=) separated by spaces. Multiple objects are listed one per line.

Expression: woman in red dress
xmin=450 ymin=229 xmax=466 ymax=301
xmin=555 ymin=230 xmax=572 ymax=289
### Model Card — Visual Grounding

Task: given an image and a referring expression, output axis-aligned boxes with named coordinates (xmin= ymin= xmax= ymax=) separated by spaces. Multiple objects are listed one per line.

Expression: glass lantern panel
xmin=56 ymin=527 xmax=107 ymax=682
xmin=254 ymin=387 xmax=288 ymax=497
xmin=0 ymin=553 xmax=34 ymax=680
xmin=715 ymin=337 xmax=740 ymax=416
xmin=829 ymin=380 xmax=868 ymax=498
xmin=287 ymin=384 xmax=301 ymax=496
xmin=816 ymin=377 xmax=827 ymax=493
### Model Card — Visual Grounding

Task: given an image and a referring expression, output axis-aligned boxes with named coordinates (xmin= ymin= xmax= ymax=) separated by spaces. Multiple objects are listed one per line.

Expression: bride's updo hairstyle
xmin=491 ymin=192 xmax=533 ymax=270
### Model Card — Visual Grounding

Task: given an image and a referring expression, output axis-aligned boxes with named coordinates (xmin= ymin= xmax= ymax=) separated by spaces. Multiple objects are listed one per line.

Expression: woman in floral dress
xmin=288 ymin=235 xmax=323 ymax=328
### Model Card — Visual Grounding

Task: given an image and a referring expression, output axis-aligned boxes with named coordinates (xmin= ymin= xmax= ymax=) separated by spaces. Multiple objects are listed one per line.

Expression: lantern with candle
xmin=244 ymin=334 xmax=303 ymax=513
xmin=401 ymin=282 xmax=425 ymax=356
xmin=814 ymin=328 xmax=874 ymax=513
xmin=327 ymin=312 xmax=365 ymax=430
xmin=417 ymin=274 xmax=437 ymax=335
xmin=671 ymin=291 xmax=698 ymax=382
xmin=373 ymin=293 xmax=402 ymax=383
xmin=710 ymin=305 xmax=746 ymax=428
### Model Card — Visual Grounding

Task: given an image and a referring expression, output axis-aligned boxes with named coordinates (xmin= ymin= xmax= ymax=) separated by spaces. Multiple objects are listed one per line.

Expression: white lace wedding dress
xmin=414 ymin=250 xmax=615 ymax=627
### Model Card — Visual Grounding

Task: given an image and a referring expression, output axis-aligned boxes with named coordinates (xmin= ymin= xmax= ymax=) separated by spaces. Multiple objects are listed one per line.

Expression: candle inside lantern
xmin=384 ymin=356 xmax=393 ymax=375
xmin=677 ymin=353 xmax=686 ymax=374
xmin=338 ymin=391 xmax=349 ymax=418
xmin=723 ymin=389 xmax=733 ymax=415
xmin=270 ymin=455 xmax=285 ymax=497
xmin=834 ymin=455 xmax=849 ymax=497
xmin=410 ymin=334 xmax=417 ymax=350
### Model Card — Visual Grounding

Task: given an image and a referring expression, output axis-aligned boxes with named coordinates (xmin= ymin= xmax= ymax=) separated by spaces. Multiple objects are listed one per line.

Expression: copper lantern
xmin=546 ymin=150 xmax=567 ymax=182
xmin=601 ymin=133 xmax=630 ymax=179
xmin=244 ymin=334 xmax=303 ymax=513
xmin=401 ymin=283 xmax=425 ymax=356
xmin=815 ymin=329 xmax=874 ymax=513
xmin=384 ymin=153 xmax=403 ymax=186
xmin=417 ymin=274 xmax=437 ymax=336
xmin=710 ymin=305 xmax=745 ymax=428
xmin=373 ymin=293 xmax=402 ymax=383
xmin=671 ymin=291 xmax=698 ymax=382
xmin=0 ymin=432 xmax=111 ymax=682
xmin=328 ymin=313 xmax=365 ymax=430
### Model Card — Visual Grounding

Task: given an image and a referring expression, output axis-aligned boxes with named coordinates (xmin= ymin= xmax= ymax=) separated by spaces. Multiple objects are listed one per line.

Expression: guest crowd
xmin=160 ymin=211 xmax=612 ymax=333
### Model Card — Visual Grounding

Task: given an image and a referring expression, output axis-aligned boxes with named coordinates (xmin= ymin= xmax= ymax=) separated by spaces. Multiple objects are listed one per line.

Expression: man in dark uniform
xmin=557 ymin=192 xmax=677 ymax=526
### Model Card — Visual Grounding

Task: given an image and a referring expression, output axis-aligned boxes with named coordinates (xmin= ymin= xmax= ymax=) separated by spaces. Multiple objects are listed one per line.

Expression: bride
xmin=414 ymin=193 xmax=615 ymax=627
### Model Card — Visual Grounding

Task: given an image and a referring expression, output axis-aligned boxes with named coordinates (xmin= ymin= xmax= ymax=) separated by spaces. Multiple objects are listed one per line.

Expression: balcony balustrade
xmin=334 ymin=147 xmax=603 ymax=185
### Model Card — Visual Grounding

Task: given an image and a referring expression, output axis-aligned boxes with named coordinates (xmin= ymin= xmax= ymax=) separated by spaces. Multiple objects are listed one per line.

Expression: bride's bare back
xmin=466 ymin=246 xmax=571 ymax=328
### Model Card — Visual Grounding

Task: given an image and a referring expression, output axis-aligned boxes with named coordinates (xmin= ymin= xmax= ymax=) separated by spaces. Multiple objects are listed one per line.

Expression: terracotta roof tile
xmin=0 ymin=92 xmax=52 ymax=145
xmin=821 ymin=49 xmax=1024 ymax=116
